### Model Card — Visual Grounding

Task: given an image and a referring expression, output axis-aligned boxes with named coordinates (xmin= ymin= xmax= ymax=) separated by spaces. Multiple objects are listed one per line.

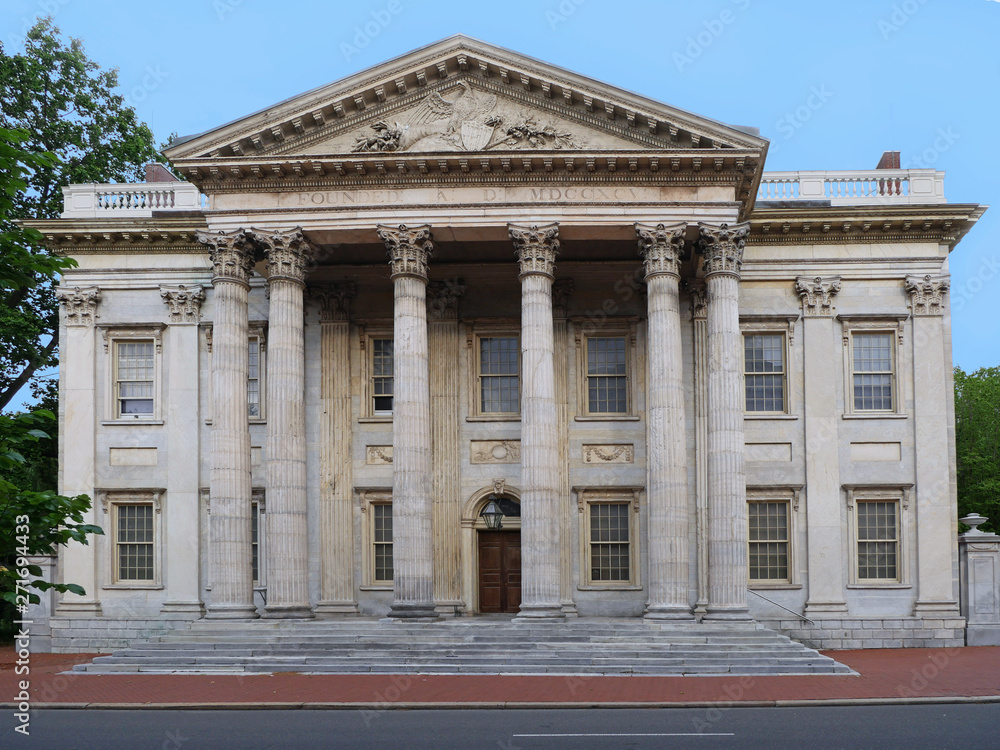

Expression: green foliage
xmin=0 ymin=411 xmax=103 ymax=612
xmin=955 ymin=366 xmax=1000 ymax=532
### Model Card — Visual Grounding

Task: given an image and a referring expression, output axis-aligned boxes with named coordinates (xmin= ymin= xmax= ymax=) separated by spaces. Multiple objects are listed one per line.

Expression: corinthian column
xmin=509 ymin=222 xmax=564 ymax=620
xmin=377 ymin=224 xmax=438 ymax=620
xmin=197 ymin=229 xmax=259 ymax=619
xmin=255 ymin=228 xmax=314 ymax=618
xmin=636 ymin=222 xmax=693 ymax=619
xmin=697 ymin=222 xmax=752 ymax=622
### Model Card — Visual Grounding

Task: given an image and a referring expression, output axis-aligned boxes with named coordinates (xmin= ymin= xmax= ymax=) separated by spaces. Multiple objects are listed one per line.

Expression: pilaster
xmin=552 ymin=278 xmax=577 ymax=616
xmin=313 ymin=283 xmax=359 ymax=615
xmin=198 ymin=228 xmax=259 ymax=619
xmin=54 ymin=286 xmax=102 ymax=616
xmin=697 ymin=222 xmax=752 ymax=622
xmin=510 ymin=222 xmax=564 ymax=620
xmin=686 ymin=280 xmax=710 ymax=614
xmin=636 ymin=222 xmax=693 ymax=619
xmin=378 ymin=223 xmax=438 ymax=619
xmin=907 ymin=274 xmax=960 ymax=615
xmin=159 ymin=285 xmax=205 ymax=616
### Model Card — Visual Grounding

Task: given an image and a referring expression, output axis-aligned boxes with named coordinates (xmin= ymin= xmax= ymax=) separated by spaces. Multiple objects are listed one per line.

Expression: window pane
xmin=744 ymin=335 xmax=785 ymax=412
xmin=748 ymin=501 xmax=789 ymax=581
xmin=853 ymin=334 xmax=893 ymax=411
xmin=117 ymin=341 xmax=155 ymax=416
xmin=372 ymin=339 xmax=394 ymax=413
xmin=117 ymin=504 xmax=154 ymax=581
xmin=373 ymin=504 xmax=393 ymax=582
xmin=857 ymin=501 xmax=898 ymax=580
xmin=479 ymin=337 xmax=519 ymax=413
xmin=248 ymin=339 xmax=260 ymax=417
xmin=587 ymin=337 xmax=628 ymax=414
xmin=251 ymin=503 xmax=260 ymax=584
xmin=589 ymin=503 xmax=630 ymax=581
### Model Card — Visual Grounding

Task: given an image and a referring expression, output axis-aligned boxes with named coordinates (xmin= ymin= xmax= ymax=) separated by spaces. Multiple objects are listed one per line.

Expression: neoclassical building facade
xmin=30 ymin=37 xmax=985 ymax=651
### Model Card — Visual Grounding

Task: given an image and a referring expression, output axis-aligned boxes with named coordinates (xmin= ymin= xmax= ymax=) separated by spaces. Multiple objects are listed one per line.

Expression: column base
xmin=514 ymin=603 xmax=565 ymax=621
xmin=387 ymin=601 xmax=440 ymax=620
xmin=159 ymin=601 xmax=205 ymax=618
xmin=204 ymin=603 xmax=260 ymax=620
xmin=434 ymin=600 xmax=467 ymax=618
xmin=313 ymin=601 xmax=360 ymax=617
xmin=560 ymin=600 xmax=579 ymax=618
xmin=703 ymin=605 xmax=754 ymax=623
xmin=262 ymin=604 xmax=315 ymax=620
xmin=644 ymin=604 xmax=696 ymax=621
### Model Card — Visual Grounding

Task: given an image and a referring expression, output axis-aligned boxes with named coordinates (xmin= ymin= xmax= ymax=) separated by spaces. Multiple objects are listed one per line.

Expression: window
xmin=743 ymin=333 xmax=786 ymax=413
xmin=371 ymin=338 xmax=394 ymax=415
xmin=576 ymin=487 xmax=641 ymax=588
xmin=748 ymin=501 xmax=790 ymax=582
xmin=116 ymin=503 xmax=154 ymax=582
xmin=248 ymin=337 xmax=262 ymax=418
xmin=856 ymin=500 xmax=899 ymax=581
xmin=372 ymin=503 xmax=393 ymax=584
xmin=586 ymin=336 xmax=628 ymax=414
xmin=100 ymin=489 xmax=163 ymax=588
xmin=589 ymin=503 xmax=630 ymax=581
xmin=852 ymin=333 xmax=894 ymax=411
xmin=251 ymin=500 xmax=261 ymax=586
xmin=115 ymin=341 xmax=155 ymax=418
xmin=478 ymin=336 xmax=519 ymax=415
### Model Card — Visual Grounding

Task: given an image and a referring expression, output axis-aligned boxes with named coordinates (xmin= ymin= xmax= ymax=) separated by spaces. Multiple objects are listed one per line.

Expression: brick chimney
xmin=875 ymin=151 xmax=901 ymax=170
xmin=145 ymin=163 xmax=178 ymax=182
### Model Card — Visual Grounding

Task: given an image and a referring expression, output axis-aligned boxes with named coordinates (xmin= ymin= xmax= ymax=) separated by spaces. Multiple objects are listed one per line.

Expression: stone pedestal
xmin=697 ymin=222 xmax=752 ymax=622
xmin=637 ymin=222 xmax=693 ymax=619
xmin=379 ymin=224 xmax=438 ymax=620
xmin=198 ymin=229 xmax=259 ymax=619
xmin=510 ymin=223 xmax=564 ymax=620
xmin=54 ymin=286 xmax=102 ymax=616
xmin=259 ymin=229 xmax=314 ymax=619
xmin=959 ymin=516 xmax=1000 ymax=645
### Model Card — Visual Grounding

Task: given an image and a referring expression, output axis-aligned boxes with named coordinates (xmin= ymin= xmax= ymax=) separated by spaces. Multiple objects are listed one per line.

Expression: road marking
xmin=513 ymin=733 xmax=735 ymax=738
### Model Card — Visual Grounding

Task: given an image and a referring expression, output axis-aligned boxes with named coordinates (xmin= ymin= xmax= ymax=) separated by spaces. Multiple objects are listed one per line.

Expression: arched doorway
xmin=477 ymin=496 xmax=521 ymax=614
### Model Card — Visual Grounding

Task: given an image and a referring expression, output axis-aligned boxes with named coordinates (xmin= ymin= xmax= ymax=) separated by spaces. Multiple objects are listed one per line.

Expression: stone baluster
xmin=378 ymin=224 xmax=438 ymax=620
xmin=256 ymin=228 xmax=314 ymax=618
xmin=197 ymin=229 xmax=259 ymax=619
xmin=697 ymin=222 xmax=753 ymax=622
xmin=509 ymin=223 xmax=564 ymax=620
xmin=636 ymin=222 xmax=693 ymax=619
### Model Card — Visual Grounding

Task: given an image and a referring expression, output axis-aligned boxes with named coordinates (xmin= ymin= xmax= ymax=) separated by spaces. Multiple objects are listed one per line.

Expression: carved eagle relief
xmin=352 ymin=81 xmax=580 ymax=153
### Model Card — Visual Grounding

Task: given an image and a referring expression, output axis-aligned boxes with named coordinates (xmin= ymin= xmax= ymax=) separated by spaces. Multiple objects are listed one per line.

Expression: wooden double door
xmin=477 ymin=530 xmax=521 ymax=613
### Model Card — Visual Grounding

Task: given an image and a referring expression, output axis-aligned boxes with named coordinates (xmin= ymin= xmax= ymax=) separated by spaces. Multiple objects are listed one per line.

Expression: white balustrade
xmin=62 ymin=182 xmax=207 ymax=218
xmin=758 ymin=169 xmax=945 ymax=205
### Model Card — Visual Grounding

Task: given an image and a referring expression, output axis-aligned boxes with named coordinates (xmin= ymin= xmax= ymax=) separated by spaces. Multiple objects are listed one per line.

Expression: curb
xmin=6 ymin=696 xmax=1000 ymax=710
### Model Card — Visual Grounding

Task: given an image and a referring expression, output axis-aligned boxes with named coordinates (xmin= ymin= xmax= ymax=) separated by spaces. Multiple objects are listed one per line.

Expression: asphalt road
xmin=5 ymin=704 xmax=998 ymax=749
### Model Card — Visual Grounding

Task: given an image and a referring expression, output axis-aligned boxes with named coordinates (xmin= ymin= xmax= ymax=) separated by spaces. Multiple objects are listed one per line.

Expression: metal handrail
xmin=748 ymin=589 xmax=815 ymax=624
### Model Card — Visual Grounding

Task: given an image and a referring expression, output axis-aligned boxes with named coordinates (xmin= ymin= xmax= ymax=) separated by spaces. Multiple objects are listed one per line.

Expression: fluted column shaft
xmin=510 ymin=223 xmax=564 ymax=619
xmin=379 ymin=224 xmax=437 ymax=619
xmin=199 ymin=229 xmax=258 ymax=619
xmin=260 ymin=228 xmax=313 ymax=618
xmin=698 ymin=222 xmax=752 ymax=621
xmin=637 ymin=222 xmax=693 ymax=619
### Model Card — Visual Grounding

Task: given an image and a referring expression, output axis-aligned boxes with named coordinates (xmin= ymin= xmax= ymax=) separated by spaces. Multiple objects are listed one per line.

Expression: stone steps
xmin=72 ymin=618 xmax=854 ymax=676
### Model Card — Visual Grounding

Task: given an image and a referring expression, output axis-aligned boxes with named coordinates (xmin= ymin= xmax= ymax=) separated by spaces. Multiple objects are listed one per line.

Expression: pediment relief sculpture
xmin=350 ymin=81 xmax=581 ymax=153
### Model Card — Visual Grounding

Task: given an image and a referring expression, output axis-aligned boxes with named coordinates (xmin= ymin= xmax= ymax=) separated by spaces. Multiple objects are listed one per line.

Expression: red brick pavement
xmin=2 ymin=646 xmax=999 ymax=707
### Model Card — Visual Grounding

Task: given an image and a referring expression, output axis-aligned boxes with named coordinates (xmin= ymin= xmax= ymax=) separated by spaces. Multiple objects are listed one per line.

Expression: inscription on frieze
xmin=286 ymin=186 xmax=663 ymax=208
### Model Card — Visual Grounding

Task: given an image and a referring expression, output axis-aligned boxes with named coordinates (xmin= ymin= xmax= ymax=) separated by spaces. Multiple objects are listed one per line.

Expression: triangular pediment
xmin=164 ymin=36 xmax=766 ymax=162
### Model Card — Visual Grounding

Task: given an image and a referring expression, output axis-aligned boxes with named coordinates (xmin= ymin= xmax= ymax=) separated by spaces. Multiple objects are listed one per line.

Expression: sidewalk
xmin=2 ymin=646 xmax=998 ymax=708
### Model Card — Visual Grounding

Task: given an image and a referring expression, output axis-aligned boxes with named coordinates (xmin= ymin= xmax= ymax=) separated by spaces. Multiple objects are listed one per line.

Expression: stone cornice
xmin=905 ymin=274 xmax=950 ymax=316
xmin=635 ymin=222 xmax=687 ymax=279
xmin=378 ymin=223 xmax=434 ymax=281
xmin=27 ymin=217 xmax=208 ymax=255
xmin=795 ymin=276 xmax=841 ymax=317
xmin=747 ymin=204 xmax=986 ymax=249
xmin=510 ymin=222 xmax=560 ymax=279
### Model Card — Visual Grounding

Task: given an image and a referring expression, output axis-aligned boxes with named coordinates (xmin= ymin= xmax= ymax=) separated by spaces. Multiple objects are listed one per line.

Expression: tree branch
xmin=0 ymin=329 xmax=58 ymax=411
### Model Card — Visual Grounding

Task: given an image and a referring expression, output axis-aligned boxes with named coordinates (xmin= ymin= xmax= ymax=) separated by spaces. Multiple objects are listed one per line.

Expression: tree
xmin=0 ymin=18 xmax=159 ymax=410
xmin=955 ymin=366 xmax=1000 ymax=532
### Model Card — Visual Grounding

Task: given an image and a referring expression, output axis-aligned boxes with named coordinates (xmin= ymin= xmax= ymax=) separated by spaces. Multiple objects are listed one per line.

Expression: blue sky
xmin=3 ymin=0 xmax=999 ymax=372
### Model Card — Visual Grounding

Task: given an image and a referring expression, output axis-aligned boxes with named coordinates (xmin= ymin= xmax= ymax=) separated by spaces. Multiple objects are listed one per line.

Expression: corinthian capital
xmin=160 ymin=284 xmax=205 ymax=324
xmin=250 ymin=227 xmax=313 ymax=285
xmin=311 ymin=282 xmax=357 ymax=322
xmin=696 ymin=222 xmax=750 ymax=278
xmin=795 ymin=276 xmax=841 ymax=317
xmin=197 ymin=228 xmax=258 ymax=284
xmin=635 ymin=222 xmax=687 ymax=279
xmin=378 ymin=224 xmax=434 ymax=281
xmin=427 ymin=278 xmax=467 ymax=320
xmin=905 ymin=274 xmax=950 ymax=316
xmin=56 ymin=286 xmax=101 ymax=327
xmin=509 ymin=222 xmax=559 ymax=279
